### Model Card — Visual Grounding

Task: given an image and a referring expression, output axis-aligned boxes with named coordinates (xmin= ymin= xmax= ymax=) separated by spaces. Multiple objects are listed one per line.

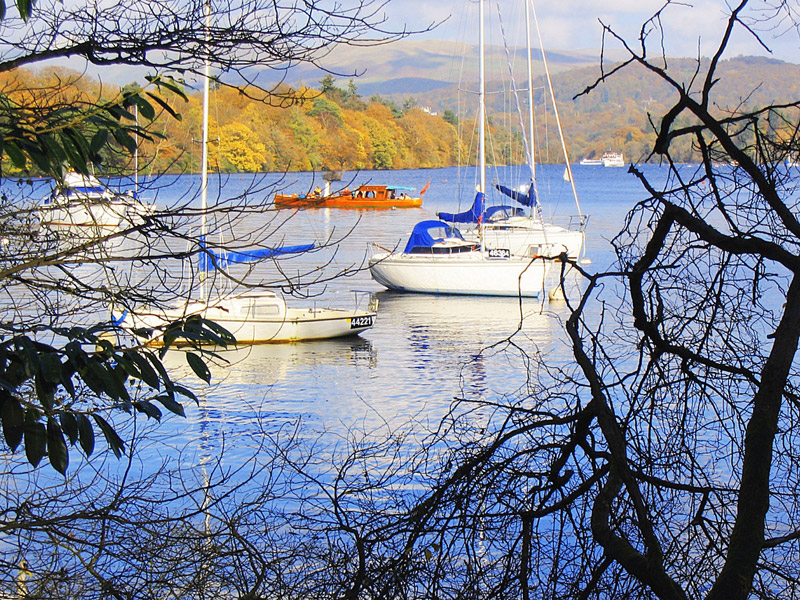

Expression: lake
xmin=111 ymin=163 xmax=668 ymax=467
xmin=0 ymin=162 xmax=696 ymax=595
xmin=1 ymin=163 xmax=677 ymax=468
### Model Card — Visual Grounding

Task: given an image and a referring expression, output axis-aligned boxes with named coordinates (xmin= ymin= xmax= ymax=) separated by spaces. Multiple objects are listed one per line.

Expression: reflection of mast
xmin=199 ymin=0 xmax=211 ymax=301
xmin=478 ymin=0 xmax=486 ymax=250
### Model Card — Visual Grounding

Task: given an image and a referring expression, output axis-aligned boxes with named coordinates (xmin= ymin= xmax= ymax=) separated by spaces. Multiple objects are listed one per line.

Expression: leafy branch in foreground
xmin=0 ymin=316 xmax=233 ymax=474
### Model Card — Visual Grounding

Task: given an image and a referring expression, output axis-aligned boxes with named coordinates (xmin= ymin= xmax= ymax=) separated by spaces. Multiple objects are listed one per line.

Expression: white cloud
xmin=380 ymin=0 xmax=800 ymax=63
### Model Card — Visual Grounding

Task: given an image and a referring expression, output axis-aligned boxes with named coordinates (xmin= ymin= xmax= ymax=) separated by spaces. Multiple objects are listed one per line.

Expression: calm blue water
xmin=116 ymin=163 xmax=671 ymax=466
xmin=3 ymin=164 xmax=678 ymax=468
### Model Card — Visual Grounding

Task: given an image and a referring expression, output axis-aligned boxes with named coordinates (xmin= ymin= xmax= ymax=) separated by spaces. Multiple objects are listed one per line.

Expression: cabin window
xmin=254 ymin=304 xmax=281 ymax=317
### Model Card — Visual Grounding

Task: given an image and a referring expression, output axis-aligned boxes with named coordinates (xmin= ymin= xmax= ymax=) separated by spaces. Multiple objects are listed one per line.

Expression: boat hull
xmin=368 ymin=251 xmax=549 ymax=297
xmin=39 ymin=201 xmax=128 ymax=228
xmin=126 ymin=292 xmax=377 ymax=345
xmin=193 ymin=307 xmax=376 ymax=343
xmin=275 ymin=195 xmax=422 ymax=209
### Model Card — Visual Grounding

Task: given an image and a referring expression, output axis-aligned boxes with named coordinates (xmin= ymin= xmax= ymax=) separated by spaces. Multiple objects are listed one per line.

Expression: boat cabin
xmin=349 ymin=185 xmax=414 ymax=200
xmin=404 ymin=220 xmax=478 ymax=254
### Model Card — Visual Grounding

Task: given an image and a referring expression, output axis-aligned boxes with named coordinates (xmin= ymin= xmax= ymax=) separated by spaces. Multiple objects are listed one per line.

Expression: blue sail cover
xmin=403 ymin=221 xmax=463 ymax=253
xmin=199 ymin=243 xmax=315 ymax=271
xmin=495 ymin=181 xmax=538 ymax=207
xmin=436 ymin=192 xmax=486 ymax=223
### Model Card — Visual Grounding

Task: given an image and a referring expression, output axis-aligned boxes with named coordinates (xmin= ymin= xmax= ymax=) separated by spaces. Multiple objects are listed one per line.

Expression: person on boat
xmin=314 ymin=186 xmax=322 ymax=196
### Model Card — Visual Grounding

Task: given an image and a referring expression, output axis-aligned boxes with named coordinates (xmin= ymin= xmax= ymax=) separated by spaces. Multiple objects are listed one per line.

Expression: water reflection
xmin=151 ymin=287 xmax=572 ymax=464
xmin=81 ymin=164 xmax=645 ymax=466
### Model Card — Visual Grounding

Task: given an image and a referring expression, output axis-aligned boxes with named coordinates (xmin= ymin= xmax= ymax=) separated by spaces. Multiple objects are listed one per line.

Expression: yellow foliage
xmin=219 ymin=123 xmax=267 ymax=173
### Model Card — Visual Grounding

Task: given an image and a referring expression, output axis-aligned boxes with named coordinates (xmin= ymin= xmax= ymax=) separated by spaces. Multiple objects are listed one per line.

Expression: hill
xmin=270 ymin=39 xmax=623 ymax=95
xmin=267 ymin=41 xmax=800 ymax=163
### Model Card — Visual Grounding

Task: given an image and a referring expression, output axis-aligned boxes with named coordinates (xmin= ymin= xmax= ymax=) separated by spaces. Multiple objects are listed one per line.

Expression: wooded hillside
xmin=4 ymin=54 xmax=799 ymax=176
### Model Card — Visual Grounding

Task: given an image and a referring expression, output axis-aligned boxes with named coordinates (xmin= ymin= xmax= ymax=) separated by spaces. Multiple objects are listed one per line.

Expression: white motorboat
xmin=602 ymin=151 xmax=625 ymax=167
xmin=38 ymin=171 xmax=154 ymax=229
xmin=125 ymin=290 xmax=377 ymax=345
xmin=435 ymin=0 xmax=587 ymax=261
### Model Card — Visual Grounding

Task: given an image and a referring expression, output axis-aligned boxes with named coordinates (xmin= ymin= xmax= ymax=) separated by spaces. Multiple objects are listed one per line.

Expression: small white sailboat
xmin=128 ymin=290 xmax=377 ymax=345
xmin=118 ymin=1 xmax=377 ymax=345
xmin=369 ymin=219 xmax=548 ymax=297
xmin=38 ymin=171 xmax=155 ymax=230
xmin=368 ymin=0 xmax=550 ymax=298
xmin=435 ymin=0 xmax=587 ymax=261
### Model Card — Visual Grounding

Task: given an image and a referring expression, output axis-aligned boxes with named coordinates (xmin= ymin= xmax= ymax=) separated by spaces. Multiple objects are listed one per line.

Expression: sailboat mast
xmin=525 ymin=0 xmax=535 ymax=184
xmin=478 ymin=0 xmax=485 ymax=195
xmin=529 ymin=0 xmax=583 ymax=221
xmin=134 ymin=104 xmax=139 ymax=193
xmin=200 ymin=0 xmax=211 ymax=299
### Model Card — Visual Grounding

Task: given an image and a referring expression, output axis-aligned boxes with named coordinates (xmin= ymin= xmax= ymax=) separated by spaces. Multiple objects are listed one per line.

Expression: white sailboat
xmin=437 ymin=0 xmax=587 ymax=261
xmin=120 ymin=1 xmax=377 ymax=345
xmin=368 ymin=0 xmax=550 ymax=298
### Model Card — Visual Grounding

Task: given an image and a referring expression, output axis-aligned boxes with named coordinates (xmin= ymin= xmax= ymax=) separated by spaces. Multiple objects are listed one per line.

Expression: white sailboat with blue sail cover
xmin=437 ymin=0 xmax=587 ymax=261
xmin=368 ymin=0 xmax=550 ymax=298
xmin=118 ymin=2 xmax=376 ymax=344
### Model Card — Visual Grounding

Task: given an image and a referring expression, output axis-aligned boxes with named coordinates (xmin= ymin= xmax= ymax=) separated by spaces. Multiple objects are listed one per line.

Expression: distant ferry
xmin=602 ymin=151 xmax=625 ymax=167
xmin=580 ymin=157 xmax=603 ymax=166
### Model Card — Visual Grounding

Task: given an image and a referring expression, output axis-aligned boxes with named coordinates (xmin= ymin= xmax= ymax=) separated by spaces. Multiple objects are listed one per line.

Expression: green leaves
xmin=186 ymin=353 xmax=211 ymax=384
xmin=0 ymin=315 xmax=232 ymax=474
xmin=0 ymin=0 xmax=35 ymax=22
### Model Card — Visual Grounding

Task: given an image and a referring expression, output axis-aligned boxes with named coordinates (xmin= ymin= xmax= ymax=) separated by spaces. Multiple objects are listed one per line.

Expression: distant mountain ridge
xmin=275 ymin=39 xmax=619 ymax=95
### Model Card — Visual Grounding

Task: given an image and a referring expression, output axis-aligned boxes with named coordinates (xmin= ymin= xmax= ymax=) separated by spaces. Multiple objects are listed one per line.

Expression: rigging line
xmin=495 ymin=0 xmax=535 ymax=183
xmin=529 ymin=0 xmax=585 ymax=222
xmin=495 ymin=0 xmax=549 ymax=240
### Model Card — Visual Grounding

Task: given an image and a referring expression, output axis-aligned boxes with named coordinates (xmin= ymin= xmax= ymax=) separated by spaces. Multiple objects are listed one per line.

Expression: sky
xmin=378 ymin=0 xmax=800 ymax=64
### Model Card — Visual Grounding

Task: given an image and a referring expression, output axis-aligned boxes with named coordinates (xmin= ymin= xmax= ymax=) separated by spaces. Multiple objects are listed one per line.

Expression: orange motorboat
xmin=275 ymin=183 xmax=427 ymax=209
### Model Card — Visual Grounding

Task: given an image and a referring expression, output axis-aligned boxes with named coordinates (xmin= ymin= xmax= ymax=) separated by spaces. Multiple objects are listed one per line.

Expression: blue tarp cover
xmin=199 ymin=243 xmax=315 ymax=271
xmin=403 ymin=220 xmax=464 ymax=253
xmin=495 ymin=181 xmax=538 ymax=207
xmin=436 ymin=192 xmax=525 ymax=224
xmin=436 ymin=192 xmax=486 ymax=223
